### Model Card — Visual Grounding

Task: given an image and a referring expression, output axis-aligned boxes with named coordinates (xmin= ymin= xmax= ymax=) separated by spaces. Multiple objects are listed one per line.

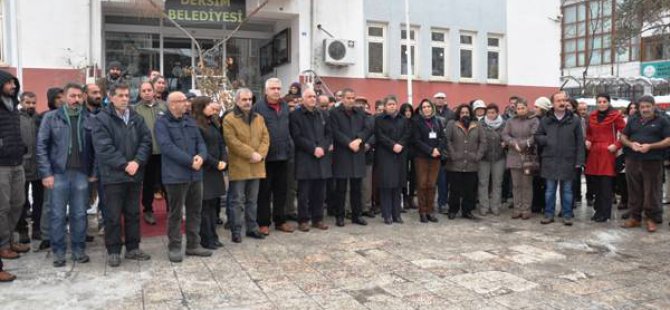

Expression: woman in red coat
xmin=585 ymin=93 xmax=626 ymax=222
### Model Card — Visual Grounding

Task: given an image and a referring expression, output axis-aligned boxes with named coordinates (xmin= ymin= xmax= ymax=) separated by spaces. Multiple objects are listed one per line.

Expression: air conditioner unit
xmin=323 ymin=38 xmax=355 ymax=66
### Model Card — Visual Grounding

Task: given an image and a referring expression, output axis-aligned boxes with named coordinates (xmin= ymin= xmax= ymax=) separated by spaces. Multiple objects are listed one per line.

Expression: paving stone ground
xmin=2 ymin=202 xmax=670 ymax=310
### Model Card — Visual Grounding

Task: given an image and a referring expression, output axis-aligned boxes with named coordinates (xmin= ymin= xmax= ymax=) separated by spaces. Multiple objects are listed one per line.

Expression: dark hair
xmin=341 ymin=88 xmax=355 ymax=97
xmin=20 ymin=91 xmax=36 ymax=101
xmin=375 ymin=99 xmax=383 ymax=108
xmin=63 ymin=83 xmax=83 ymax=94
xmin=399 ymin=103 xmax=414 ymax=116
xmin=416 ymin=99 xmax=435 ymax=117
xmin=596 ymin=93 xmax=611 ymax=103
xmin=151 ymin=75 xmax=165 ymax=85
xmin=328 ymin=96 xmax=336 ymax=103
xmin=383 ymin=95 xmax=398 ymax=106
xmin=515 ymin=97 xmax=528 ymax=107
xmin=568 ymin=98 xmax=579 ymax=110
xmin=191 ymin=96 xmax=213 ymax=129
xmin=454 ymin=103 xmax=473 ymax=120
xmin=625 ymin=102 xmax=638 ymax=115
xmin=486 ymin=103 xmax=499 ymax=113
xmin=638 ymin=95 xmax=655 ymax=105
xmin=509 ymin=96 xmax=520 ymax=102
xmin=109 ymin=83 xmax=130 ymax=97
xmin=549 ymin=91 xmax=566 ymax=103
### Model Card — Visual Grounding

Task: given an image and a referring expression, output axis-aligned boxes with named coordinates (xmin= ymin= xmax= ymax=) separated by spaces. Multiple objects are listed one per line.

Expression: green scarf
xmin=62 ymin=105 xmax=83 ymax=155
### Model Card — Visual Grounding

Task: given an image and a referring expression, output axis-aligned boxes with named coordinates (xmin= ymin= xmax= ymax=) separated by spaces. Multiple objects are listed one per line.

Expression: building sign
xmin=641 ymin=61 xmax=670 ymax=79
xmin=165 ymin=0 xmax=246 ymax=26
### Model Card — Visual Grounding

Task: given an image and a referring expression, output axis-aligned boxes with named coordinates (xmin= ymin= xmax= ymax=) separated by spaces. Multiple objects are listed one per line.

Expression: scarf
xmin=484 ymin=115 xmax=504 ymax=129
xmin=62 ymin=105 xmax=83 ymax=155
xmin=597 ymin=108 xmax=610 ymax=123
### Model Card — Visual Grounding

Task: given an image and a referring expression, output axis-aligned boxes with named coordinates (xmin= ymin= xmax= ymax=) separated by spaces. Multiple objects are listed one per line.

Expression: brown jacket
xmin=444 ymin=120 xmax=487 ymax=172
xmin=223 ymin=107 xmax=270 ymax=181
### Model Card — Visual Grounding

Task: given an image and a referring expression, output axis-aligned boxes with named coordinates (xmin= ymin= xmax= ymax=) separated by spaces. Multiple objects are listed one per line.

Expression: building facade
xmin=0 ymin=0 xmax=561 ymax=111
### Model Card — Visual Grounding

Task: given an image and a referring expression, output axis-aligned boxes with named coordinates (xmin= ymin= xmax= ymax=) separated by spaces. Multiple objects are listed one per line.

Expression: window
xmin=367 ymin=23 xmax=386 ymax=75
xmin=487 ymin=35 xmax=502 ymax=81
xmin=642 ymin=34 xmax=670 ymax=62
xmin=431 ymin=29 xmax=448 ymax=78
xmin=460 ymin=32 xmax=475 ymax=79
xmin=400 ymin=26 xmax=418 ymax=77
xmin=561 ymin=0 xmax=618 ymax=68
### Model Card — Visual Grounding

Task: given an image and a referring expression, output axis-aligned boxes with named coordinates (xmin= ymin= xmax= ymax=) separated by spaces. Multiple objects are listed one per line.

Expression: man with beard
xmin=16 ymin=92 xmax=42 ymax=244
xmin=0 ymin=70 xmax=28 ymax=266
xmin=96 ymin=61 xmax=125 ymax=103
xmin=83 ymin=84 xmax=104 ymax=238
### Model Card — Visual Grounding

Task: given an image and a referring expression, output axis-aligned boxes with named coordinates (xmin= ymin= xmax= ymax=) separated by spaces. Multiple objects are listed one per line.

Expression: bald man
xmin=155 ymin=91 xmax=211 ymax=262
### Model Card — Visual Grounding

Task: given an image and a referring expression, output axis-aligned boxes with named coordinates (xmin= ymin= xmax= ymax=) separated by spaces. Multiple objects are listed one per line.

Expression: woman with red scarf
xmin=585 ymin=93 xmax=625 ymax=222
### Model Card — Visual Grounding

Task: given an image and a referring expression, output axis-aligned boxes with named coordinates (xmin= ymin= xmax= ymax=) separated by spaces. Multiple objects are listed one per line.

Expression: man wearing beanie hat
xmin=96 ymin=61 xmax=125 ymax=102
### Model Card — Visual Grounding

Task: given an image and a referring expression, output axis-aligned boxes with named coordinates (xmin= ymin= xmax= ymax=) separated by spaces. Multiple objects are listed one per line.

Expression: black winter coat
xmin=200 ymin=120 xmax=227 ymax=199
xmin=413 ymin=115 xmax=446 ymax=159
xmin=535 ymin=109 xmax=585 ymax=181
xmin=329 ymin=105 xmax=372 ymax=178
xmin=374 ymin=113 xmax=412 ymax=188
xmin=252 ymin=97 xmax=291 ymax=162
xmin=0 ymin=70 xmax=25 ymax=167
xmin=289 ymin=107 xmax=332 ymax=180
xmin=91 ymin=106 xmax=152 ymax=185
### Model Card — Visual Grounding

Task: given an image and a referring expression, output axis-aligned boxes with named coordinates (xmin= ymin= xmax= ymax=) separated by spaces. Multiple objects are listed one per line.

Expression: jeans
xmin=297 ymin=179 xmax=326 ymax=224
xmin=41 ymin=189 xmax=51 ymax=241
xmin=544 ymin=179 xmax=573 ymax=219
xmin=257 ymin=161 xmax=288 ymax=227
xmin=50 ymin=170 xmax=89 ymax=257
xmin=229 ymin=179 xmax=260 ymax=234
xmin=437 ymin=166 xmax=449 ymax=209
xmin=164 ymin=181 xmax=203 ymax=251
xmin=0 ymin=165 xmax=25 ymax=249
xmin=103 ymin=182 xmax=141 ymax=254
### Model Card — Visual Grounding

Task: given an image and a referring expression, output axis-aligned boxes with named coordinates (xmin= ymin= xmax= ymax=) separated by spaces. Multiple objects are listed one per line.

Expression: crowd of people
xmin=1 ymin=61 xmax=670 ymax=282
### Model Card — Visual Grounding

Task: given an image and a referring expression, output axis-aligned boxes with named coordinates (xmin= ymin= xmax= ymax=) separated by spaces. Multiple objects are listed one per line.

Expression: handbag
xmin=521 ymin=144 xmax=540 ymax=176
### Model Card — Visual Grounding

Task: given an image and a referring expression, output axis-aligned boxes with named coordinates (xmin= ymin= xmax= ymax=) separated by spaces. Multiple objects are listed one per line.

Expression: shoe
xmin=200 ymin=242 xmax=217 ymax=250
xmin=276 ymin=223 xmax=295 ymax=233
xmin=478 ymin=210 xmax=488 ymax=216
xmin=212 ymin=240 xmax=224 ymax=248
xmin=246 ymin=231 xmax=266 ymax=239
xmin=420 ymin=214 xmax=428 ymax=223
xmin=336 ymin=216 xmax=345 ymax=227
xmin=0 ymin=249 xmax=19 ymax=259
xmin=32 ymin=231 xmax=41 ymax=241
xmin=144 ymin=211 xmax=157 ymax=225
xmin=462 ymin=213 xmax=478 ymax=220
xmin=447 ymin=213 xmax=457 ymax=220
xmin=621 ymin=219 xmax=641 ymax=228
xmin=646 ymin=219 xmax=657 ymax=233
xmin=352 ymin=217 xmax=368 ymax=226
xmin=168 ymin=249 xmax=183 ymax=263
xmin=18 ymin=232 xmax=30 ymax=244
xmin=286 ymin=213 xmax=298 ymax=222
xmin=384 ymin=218 xmax=392 ymax=225
xmin=540 ymin=217 xmax=554 ymax=224
xmin=594 ymin=216 xmax=608 ymax=223
xmin=0 ymin=270 xmax=16 ymax=282
xmin=185 ymin=247 xmax=212 ymax=257
xmin=298 ymin=222 xmax=310 ymax=232
xmin=53 ymin=257 xmax=66 ymax=267
xmin=11 ymin=242 xmax=30 ymax=253
xmin=38 ymin=240 xmax=51 ymax=251
xmin=393 ymin=217 xmax=404 ymax=224
xmin=427 ymin=214 xmax=439 ymax=223
xmin=362 ymin=211 xmax=376 ymax=218
xmin=621 ymin=211 xmax=631 ymax=220
xmin=125 ymin=249 xmax=151 ymax=261
xmin=400 ymin=209 xmax=407 ymax=214
xmin=438 ymin=207 xmax=449 ymax=215
xmin=73 ymin=253 xmax=90 ymax=264
xmin=259 ymin=226 xmax=270 ymax=236
xmin=617 ymin=203 xmax=627 ymax=210
xmin=312 ymin=222 xmax=329 ymax=230
xmin=108 ymin=253 xmax=121 ymax=267
xmin=216 ymin=218 xmax=224 ymax=225
xmin=521 ymin=213 xmax=531 ymax=220
xmin=563 ymin=218 xmax=573 ymax=226
xmin=511 ymin=213 xmax=522 ymax=219
xmin=86 ymin=235 xmax=95 ymax=243
xmin=231 ymin=233 xmax=242 ymax=243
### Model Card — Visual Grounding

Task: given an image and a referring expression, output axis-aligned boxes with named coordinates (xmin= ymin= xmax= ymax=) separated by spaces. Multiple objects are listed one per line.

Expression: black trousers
xmin=142 ymin=154 xmax=163 ymax=213
xmin=592 ymin=175 xmax=614 ymax=219
xmin=573 ymin=167 xmax=583 ymax=200
xmin=297 ymin=179 xmax=326 ymax=224
xmin=325 ymin=178 xmax=337 ymax=215
xmin=502 ymin=169 xmax=513 ymax=200
xmin=17 ymin=180 xmax=43 ymax=235
xmin=447 ymin=171 xmax=477 ymax=215
xmin=532 ymin=176 xmax=546 ymax=213
xmin=585 ymin=175 xmax=596 ymax=201
xmin=200 ymin=198 xmax=220 ymax=246
xmin=257 ymin=160 xmax=288 ymax=227
xmin=335 ymin=178 xmax=362 ymax=218
xmin=615 ymin=172 xmax=628 ymax=205
xmin=380 ymin=187 xmax=401 ymax=220
xmin=103 ymin=182 xmax=141 ymax=254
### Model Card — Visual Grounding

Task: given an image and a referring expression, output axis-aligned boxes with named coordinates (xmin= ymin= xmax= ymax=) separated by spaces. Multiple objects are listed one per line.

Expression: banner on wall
xmin=165 ymin=0 xmax=246 ymax=26
xmin=641 ymin=61 xmax=670 ymax=79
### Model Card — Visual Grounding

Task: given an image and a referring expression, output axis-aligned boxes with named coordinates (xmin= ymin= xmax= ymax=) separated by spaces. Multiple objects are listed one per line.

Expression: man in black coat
xmin=290 ymin=89 xmax=332 ymax=232
xmin=535 ymin=91 xmax=585 ymax=226
xmin=91 ymin=84 xmax=152 ymax=267
xmin=433 ymin=92 xmax=454 ymax=214
xmin=328 ymin=88 xmax=372 ymax=227
xmin=252 ymin=78 xmax=295 ymax=235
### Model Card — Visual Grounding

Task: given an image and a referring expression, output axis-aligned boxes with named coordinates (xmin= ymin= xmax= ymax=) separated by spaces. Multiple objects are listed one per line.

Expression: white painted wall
xmin=506 ymin=0 xmax=561 ymax=87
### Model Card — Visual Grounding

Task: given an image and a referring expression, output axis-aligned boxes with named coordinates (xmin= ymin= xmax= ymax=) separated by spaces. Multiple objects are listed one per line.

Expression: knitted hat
xmin=534 ymin=97 xmax=552 ymax=111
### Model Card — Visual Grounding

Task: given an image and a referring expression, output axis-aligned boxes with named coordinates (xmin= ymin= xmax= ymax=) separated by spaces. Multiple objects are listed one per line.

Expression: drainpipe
xmin=309 ymin=0 xmax=315 ymax=71
xmin=9 ymin=0 xmax=22 ymax=85
xmin=404 ymin=0 xmax=412 ymax=105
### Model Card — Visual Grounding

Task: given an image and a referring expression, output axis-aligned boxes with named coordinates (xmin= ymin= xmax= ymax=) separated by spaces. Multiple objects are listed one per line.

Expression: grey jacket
xmin=479 ymin=118 xmax=506 ymax=162
xmin=444 ymin=120 xmax=487 ymax=172
xmin=501 ymin=115 xmax=539 ymax=169
xmin=19 ymin=110 xmax=39 ymax=180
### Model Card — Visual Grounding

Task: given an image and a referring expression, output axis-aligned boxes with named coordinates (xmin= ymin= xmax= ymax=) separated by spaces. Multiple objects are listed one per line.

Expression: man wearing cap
xmin=621 ymin=96 xmax=670 ymax=233
xmin=433 ymin=92 xmax=455 ymax=122
xmin=433 ymin=92 xmax=454 ymax=214
xmin=96 ymin=61 xmax=125 ymax=102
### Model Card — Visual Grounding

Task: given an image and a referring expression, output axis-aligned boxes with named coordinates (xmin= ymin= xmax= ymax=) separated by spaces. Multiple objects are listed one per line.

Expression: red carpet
xmin=139 ymin=197 xmax=184 ymax=238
